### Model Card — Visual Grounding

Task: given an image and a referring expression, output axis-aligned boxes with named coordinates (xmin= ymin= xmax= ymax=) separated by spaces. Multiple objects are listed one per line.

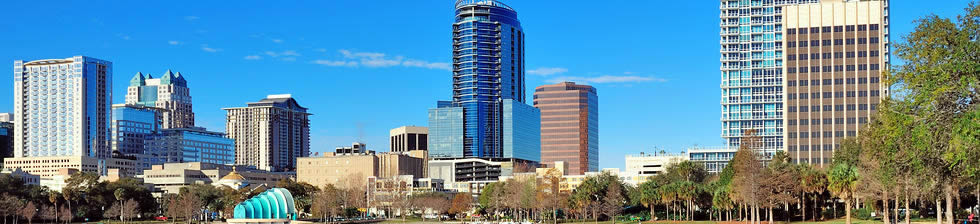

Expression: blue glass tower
xmin=451 ymin=0 xmax=525 ymax=158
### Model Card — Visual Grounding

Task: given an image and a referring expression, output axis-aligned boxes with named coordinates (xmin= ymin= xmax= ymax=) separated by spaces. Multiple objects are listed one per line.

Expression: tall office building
xmin=533 ymin=82 xmax=598 ymax=175
xmin=719 ymin=0 xmax=888 ymax=162
xmin=126 ymin=70 xmax=194 ymax=129
xmin=390 ymin=126 xmax=428 ymax=152
xmin=783 ymin=1 xmax=889 ymax=166
xmin=428 ymin=0 xmax=539 ymax=163
xmin=14 ymin=56 xmax=112 ymax=159
xmin=111 ymin=104 xmax=162 ymax=156
xmin=224 ymin=94 xmax=311 ymax=172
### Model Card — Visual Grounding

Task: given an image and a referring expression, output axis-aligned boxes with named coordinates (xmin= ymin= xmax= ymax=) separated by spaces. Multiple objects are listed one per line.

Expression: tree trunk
xmin=885 ymin=190 xmax=892 ymax=224
xmin=947 ymin=184 xmax=955 ymax=224
xmin=769 ymin=206 xmax=774 ymax=224
xmin=650 ymin=204 xmax=656 ymax=221
xmin=938 ymin=198 xmax=944 ymax=224
xmin=894 ymin=193 xmax=900 ymax=224
xmin=905 ymin=191 xmax=911 ymax=224
xmin=846 ymin=199 xmax=853 ymax=224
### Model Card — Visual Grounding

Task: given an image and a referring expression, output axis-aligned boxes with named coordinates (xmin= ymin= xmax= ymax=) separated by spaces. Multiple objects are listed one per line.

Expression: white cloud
xmin=272 ymin=39 xmax=283 ymax=43
xmin=547 ymin=75 xmax=666 ymax=84
xmin=168 ymin=40 xmax=180 ymax=45
xmin=404 ymin=59 xmax=451 ymax=71
xmin=312 ymin=49 xmax=450 ymax=71
xmin=527 ymin=67 xmax=568 ymax=76
xmin=201 ymin=45 xmax=221 ymax=53
xmin=184 ymin=16 xmax=199 ymax=21
xmin=313 ymin=60 xmax=358 ymax=67
xmin=280 ymin=50 xmax=301 ymax=56
xmin=244 ymin=55 xmax=262 ymax=60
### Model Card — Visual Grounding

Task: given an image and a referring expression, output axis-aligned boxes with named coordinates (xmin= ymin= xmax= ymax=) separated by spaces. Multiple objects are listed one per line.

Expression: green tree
xmin=828 ymin=155 xmax=860 ymax=224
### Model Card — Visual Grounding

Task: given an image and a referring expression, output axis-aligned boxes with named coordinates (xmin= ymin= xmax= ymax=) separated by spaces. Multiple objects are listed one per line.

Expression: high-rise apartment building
xmin=126 ymin=70 xmax=194 ymax=129
xmin=428 ymin=0 xmax=539 ymax=163
xmin=224 ymin=94 xmax=311 ymax=172
xmin=533 ymin=82 xmax=598 ymax=175
xmin=719 ymin=0 xmax=888 ymax=164
xmin=783 ymin=0 xmax=889 ymax=166
xmin=389 ymin=126 xmax=428 ymax=152
xmin=14 ymin=56 xmax=112 ymax=159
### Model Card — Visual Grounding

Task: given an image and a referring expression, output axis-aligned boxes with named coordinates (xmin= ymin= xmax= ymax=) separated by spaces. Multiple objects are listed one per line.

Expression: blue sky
xmin=0 ymin=1 xmax=971 ymax=170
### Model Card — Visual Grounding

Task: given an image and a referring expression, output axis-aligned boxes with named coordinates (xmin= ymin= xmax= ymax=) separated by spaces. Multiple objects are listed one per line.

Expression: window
xmin=870 ymin=51 xmax=880 ymax=57
xmin=799 ymin=41 xmax=808 ymax=47
xmin=858 ymin=38 xmax=868 ymax=44
xmin=846 ymin=78 xmax=856 ymax=84
xmin=823 ymin=105 xmax=832 ymax=111
xmin=859 ymin=117 xmax=869 ymax=124
xmin=799 ymin=93 xmax=808 ymax=99
xmin=799 ymin=54 xmax=808 ymax=60
xmin=823 ymin=79 xmax=832 ymax=85
xmin=811 ymin=53 xmax=820 ymax=59
xmin=847 ymin=91 xmax=856 ymax=97
xmin=871 ymin=90 xmax=881 ymax=96
xmin=811 ymin=93 xmax=820 ymax=98
xmin=789 ymin=107 xmax=797 ymax=112
xmin=812 ymin=119 xmax=821 ymax=125
xmin=823 ymin=65 xmax=832 ymax=72
xmin=788 ymin=80 xmax=796 ymax=86
xmin=811 ymin=40 xmax=820 ymax=46
xmin=846 ymin=52 xmax=856 ymax=58
xmin=870 ymin=64 xmax=880 ymax=70
xmin=859 ymin=91 xmax=868 ymax=97
xmin=788 ymin=29 xmax=797 ymax=34
xmin=846 ymin=65 xmax=856 ymax=71
xmin=834 ymin=39 xmax=844 ymax=45
xmin=788 ymin=94 xmax=797 ymax=99
xmin=823 ymin=53 xmax=832 ymax=59
xmin=800 ymin=67 xmax=809 ymax=73
xmin=871 ymin=104 xmax=879 ymax=110
xmin=824 ymin=118 xmax=832 ymax=124
xmin=800 ymin=106 xmax=809 ymax=112
xmin=858 ymin=51 xmax=868 ymax=57
xmin=835 ymin=118 xmax=845 ymax=124
xmin=835 ymin=26 xmax=844 ymax=32
xmin=859 ymin=64 xmax=868 ymax=71
xmin=847 ymin=104 xmax=857 ymax=111
xmin=870 ymin=24 xmax=880 ymax=31
xmin=800 ymin=132 xmax=810 ymax=138
xmin=870 ymin=37 xmax=879 ymax=44
xmin=846 ymin=25 xmax=855 ymax=31
xmin=859 ymin=104 xmax=869 ymax=110
xmin=800 ymin=119 xmax=809 ymax=125
xmin=834 ymin=52 xmax=844 ymax=59
xmin=798 ymin=28 xmax=808 ymax=34
xmin=847 ymin=131 xmax=857 ymax=137
xmin=789 ymin=120 xmax=797 ymax=125
xmin=811 ymin=66 xmax=820 ymax=72
xmin=858 ymin=24 xmax=867 ymax=31
xmin=822 ymin=26 xmax=832 ymax=33
xmin=788 ymin=67 xmax=797 ymax=73
xmin=811 ymin=27 xmax=820 ymax=33
xmin=846 ymin=38 xmax=855 ymax=45
xmin=788 ymin=55 xmax=796 ymax=60
xmin=822 ymin=40 xmax=832 ymax=46
xmin=835 ymin=131 xmax=844 ymax=137
xmin=835 ymin=79 xmax=844 ymax=85
xmin=811 ymin=105 xmax=821 ymax=111
xmin=799 ymin=80 xmax=809 ymax=86
xmin=858 ymin=78 xmax=868 ymax=84
xmin=789 ymin=132 xmax=797 ymax=138
xmin=835 ymin=105 xmax=844 ymax=111
xmin=870 ymin=77 xmax=880 ymax=83
xmin=788 ymin=41 xmax=796 ymax=48
xmin=847 ymin=118 xmax=857 ymax=124
xmin=812 ymin=132 xmax=821 ymax=138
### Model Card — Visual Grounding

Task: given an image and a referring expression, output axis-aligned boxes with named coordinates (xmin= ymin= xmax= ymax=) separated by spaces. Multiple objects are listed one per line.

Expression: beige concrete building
xmin=389 ymin=126 xmax=428 ymax=152
xmin=297 ymin=151 xmax=425 ymax=188
xmin=225 ymin=94 xmax=311 ymax=172
xmin=141 ymin=162 xmax=290 ymax=195
xmin=624 ymin=152 xmax=686 ymax=175
xmin=783 ymin=0 xmax=889 ymax=166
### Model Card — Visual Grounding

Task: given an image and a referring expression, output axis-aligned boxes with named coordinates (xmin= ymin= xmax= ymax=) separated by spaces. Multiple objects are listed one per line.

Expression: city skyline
xmin=0 ymin=1 xmax=969 ymax=170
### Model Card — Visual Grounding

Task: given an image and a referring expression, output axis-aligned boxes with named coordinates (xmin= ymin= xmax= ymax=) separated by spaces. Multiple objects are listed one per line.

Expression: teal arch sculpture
xmin=232 ymin=188 xmax=298 ymax=220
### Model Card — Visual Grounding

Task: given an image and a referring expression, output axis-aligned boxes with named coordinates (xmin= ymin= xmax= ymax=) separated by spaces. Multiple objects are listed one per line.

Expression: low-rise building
xmin=141 ymin=162 xmax=291 ymax=195
xmin=144 ymin=127 xmax=235 ymax=167
xmin=686 ymin=146 xmax=738 ymax=173
xmin=297 ymin=150 xmax=426 ymax=188
xmin=2 ymin=156 xmax=141 ymax=178
xmin=1 ymin=168 xmax=39 ymax=186
xmin=428 ymin=157 xmax=535 ymax=194
xmin=625 ymin=152 xmax=686 ymax=175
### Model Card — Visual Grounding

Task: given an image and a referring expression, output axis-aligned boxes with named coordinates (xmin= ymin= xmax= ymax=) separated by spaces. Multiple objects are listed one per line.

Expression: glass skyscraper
xmin=14 ymin=56 xmax=112 ymax=158
xmin=429 ymin=0 xmax=538 ymax=162
xmin=111 ymin=104 xmax=161 ymax=156
xmin=720 ymin=0 xmax=821 ymax=154
xmin=145 ymin=127 xmax=235 ymax=166
xmin=126 ymin=70 xmax=194 ymax=129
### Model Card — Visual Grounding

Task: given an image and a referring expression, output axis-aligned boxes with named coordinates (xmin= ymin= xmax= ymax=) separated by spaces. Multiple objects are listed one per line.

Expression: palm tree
xmin=800 ymin=164 xmax=827 ymax=221
xmin=828 ymin=163 xmax=859 ymax=224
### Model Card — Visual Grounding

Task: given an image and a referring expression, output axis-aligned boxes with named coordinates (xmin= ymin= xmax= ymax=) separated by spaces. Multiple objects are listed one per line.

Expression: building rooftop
xmin=455 ymin=0 xmax=513 ymax=10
